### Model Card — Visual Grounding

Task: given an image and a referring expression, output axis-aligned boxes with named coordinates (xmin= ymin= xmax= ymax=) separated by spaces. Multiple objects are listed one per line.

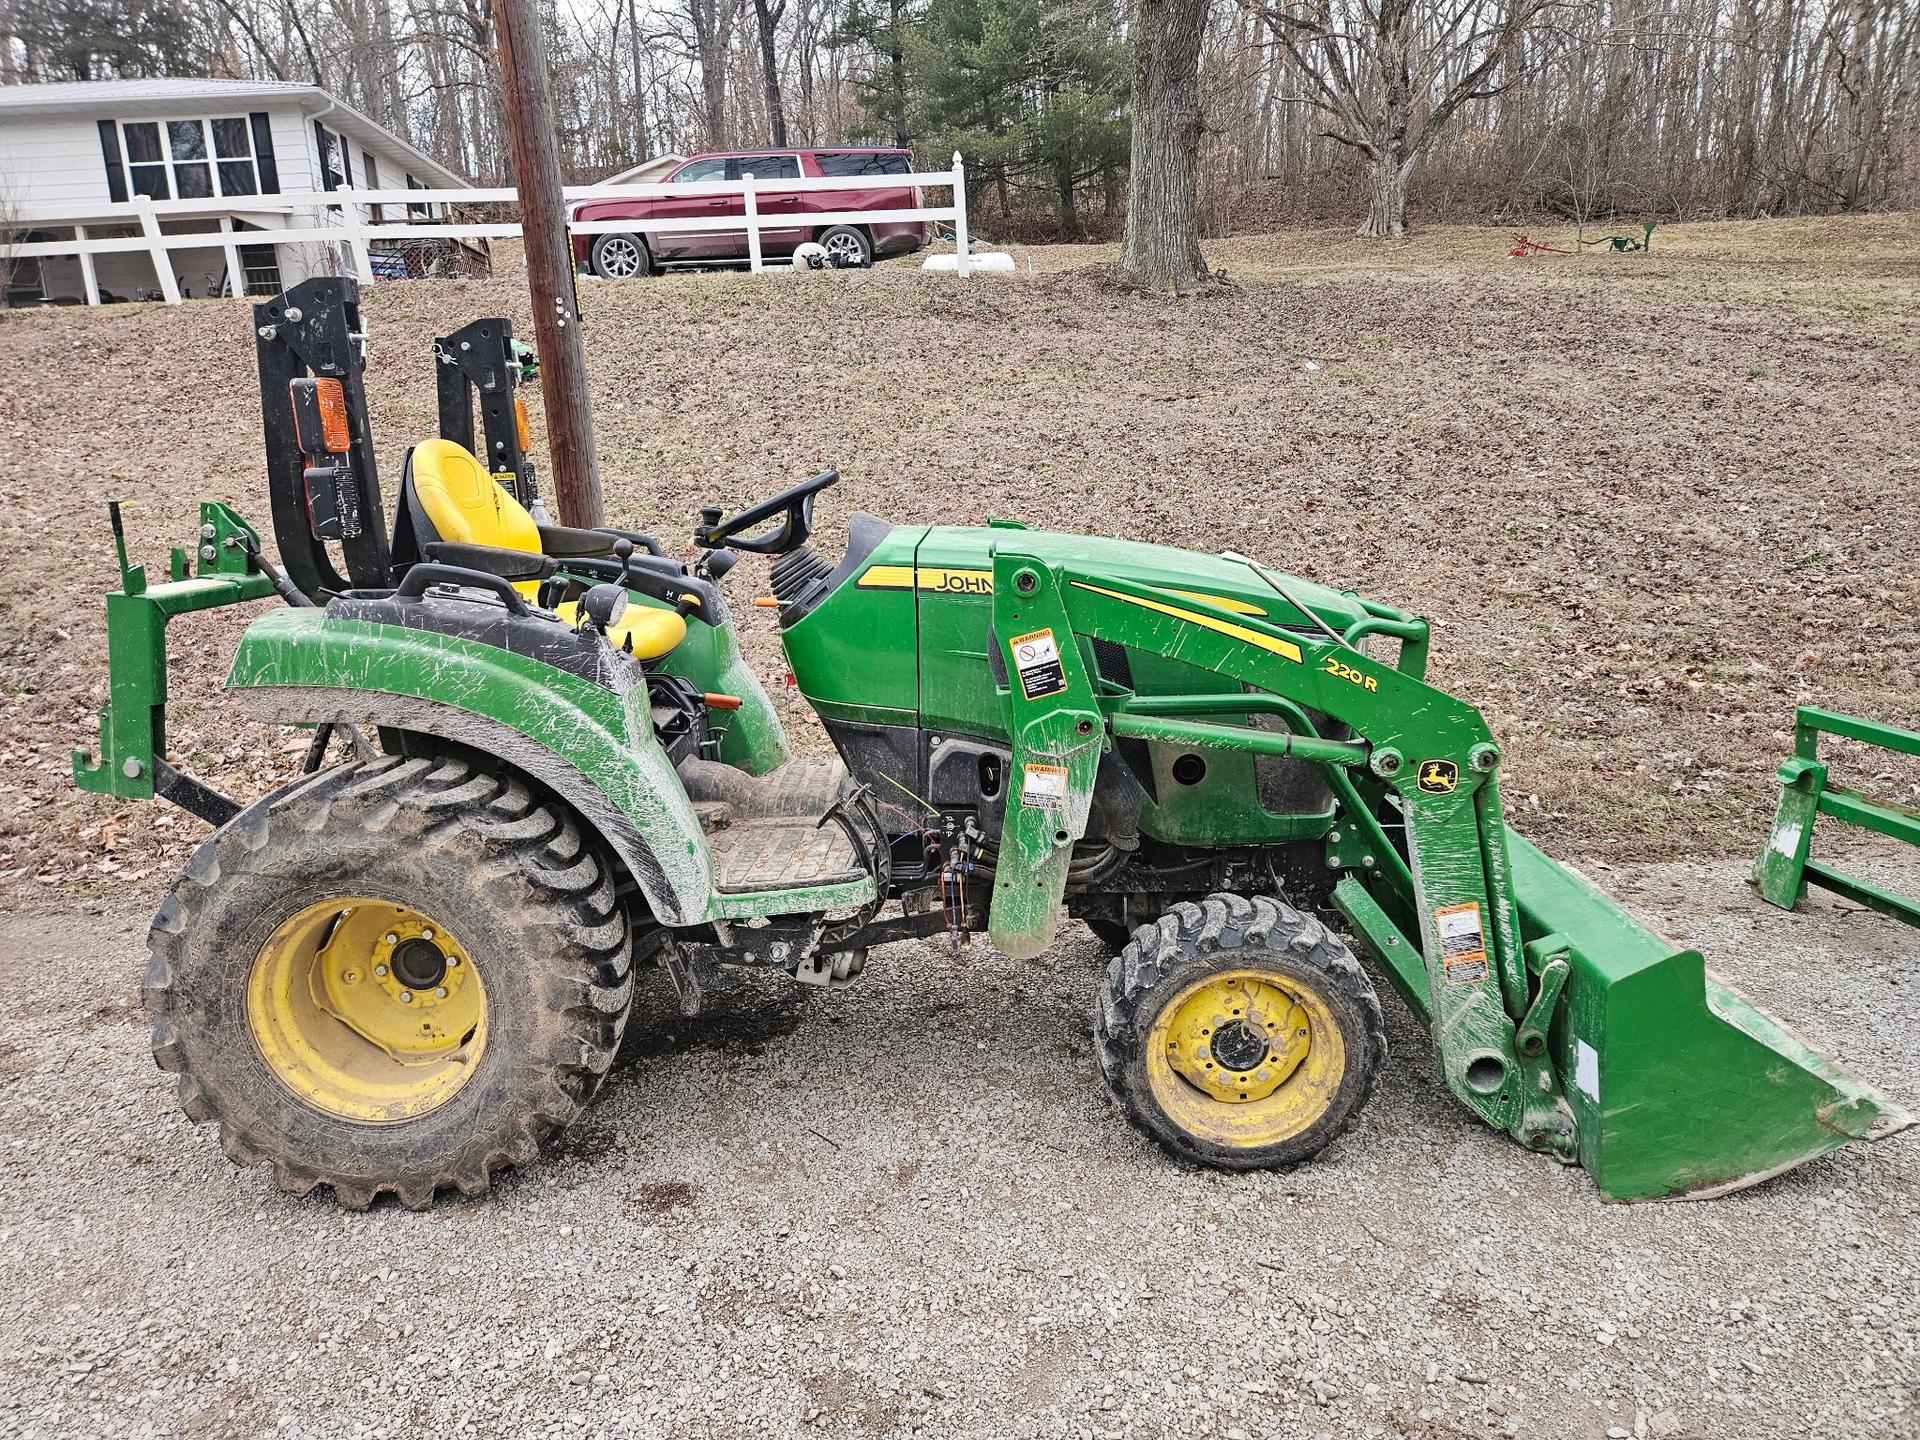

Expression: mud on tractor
xmin=74 ymin=278 xmax=1908 ymax=1209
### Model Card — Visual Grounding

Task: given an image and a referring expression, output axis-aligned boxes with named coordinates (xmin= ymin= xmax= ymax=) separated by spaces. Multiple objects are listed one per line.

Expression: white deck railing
xmin=2 ymin=152 xmax=976 ymax=304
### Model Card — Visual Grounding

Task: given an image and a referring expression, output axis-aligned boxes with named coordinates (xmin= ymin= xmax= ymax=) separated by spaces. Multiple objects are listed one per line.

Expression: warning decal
xmin=1435 ymin=901 xmax=1490 ymax=986
xmin=1021 ymin=763 xmax=1069 ymax=808
xmin=1010 ymin=628 xmax=1068 ymax=700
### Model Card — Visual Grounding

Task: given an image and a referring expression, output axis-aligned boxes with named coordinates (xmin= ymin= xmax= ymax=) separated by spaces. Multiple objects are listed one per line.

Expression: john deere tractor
xmin=75 ymin=278 xmax=1908 ymax=1209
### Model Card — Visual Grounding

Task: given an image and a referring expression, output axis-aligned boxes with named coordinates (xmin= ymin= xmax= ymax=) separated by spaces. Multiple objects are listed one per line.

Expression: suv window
xmin=672 ymin=157 xmax=727 ymax=182
xmin=814 ymin=152 xmax=911 ymax=177
xmin=725 ymin=155 xmax=800 ymax=180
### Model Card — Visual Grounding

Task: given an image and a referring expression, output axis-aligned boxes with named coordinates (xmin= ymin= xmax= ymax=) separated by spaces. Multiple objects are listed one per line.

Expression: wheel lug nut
xmin=422 ymin=929 xmax=434 ymax=940
xmin=374 ymin=965 xmax=389 ymax=978
xmin=435 ymin=987 xmax=448 ymax=999
xmin=399 ymin=990 xmax=414 ymax=1003
xmin=384 ymin=933 xmax=399 ymax=945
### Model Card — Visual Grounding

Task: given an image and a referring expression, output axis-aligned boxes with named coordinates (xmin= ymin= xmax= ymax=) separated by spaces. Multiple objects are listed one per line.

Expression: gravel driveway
xmin=0 ymin=855 xmax=1912 ymax=1440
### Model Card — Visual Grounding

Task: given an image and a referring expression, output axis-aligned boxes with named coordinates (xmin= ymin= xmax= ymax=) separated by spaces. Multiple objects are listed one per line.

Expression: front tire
xmin=591 ymin=231 xmax=652 ymax=279
xmin=1096 ymin=894 xmax=1385 ymax=1171
xmin=144 ymin=756 xmax=633 ymax=1209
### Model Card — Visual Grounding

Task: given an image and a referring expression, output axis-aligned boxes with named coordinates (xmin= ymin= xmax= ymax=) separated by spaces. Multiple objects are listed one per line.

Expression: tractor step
xmin=708 ymin=816 xmax=864 ymax=894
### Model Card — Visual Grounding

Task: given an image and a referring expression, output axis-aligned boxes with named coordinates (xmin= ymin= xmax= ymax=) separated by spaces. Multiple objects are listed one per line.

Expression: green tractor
xmin=76 ymin=278 xmax=1908 ymax=1209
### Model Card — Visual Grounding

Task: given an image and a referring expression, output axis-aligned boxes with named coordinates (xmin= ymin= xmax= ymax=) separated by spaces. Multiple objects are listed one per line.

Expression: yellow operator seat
xmin=403 ymin=438 xmax=687 ymax=662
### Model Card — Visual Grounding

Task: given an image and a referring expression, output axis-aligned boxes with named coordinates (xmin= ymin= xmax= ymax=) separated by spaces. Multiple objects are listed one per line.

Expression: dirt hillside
xmin=0 ymin=215 xmax=1915 ymax=901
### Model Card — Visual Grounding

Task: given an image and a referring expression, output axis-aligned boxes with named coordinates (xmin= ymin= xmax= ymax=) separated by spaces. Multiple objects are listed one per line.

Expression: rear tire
xmin=817 ymin=225 xmax=873 ymax=268
xmin=1096 ymin=894 xmax=1385 ymax=1172
xmin=144 ymin=756 xmax=633 ymax=1210
xmin=591 ymin=232 xmax=652 ymax=279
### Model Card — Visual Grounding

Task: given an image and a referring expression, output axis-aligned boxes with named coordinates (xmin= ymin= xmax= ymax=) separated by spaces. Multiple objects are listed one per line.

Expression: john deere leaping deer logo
xmin=1417 ymin=759 xmax=1459 ymax=795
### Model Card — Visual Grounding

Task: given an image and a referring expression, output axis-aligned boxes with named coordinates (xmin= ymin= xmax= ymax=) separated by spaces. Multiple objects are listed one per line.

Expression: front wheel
xmin=816 ymin=225 xmax=873 ymax=268
xmin=144 ymin=756 xmax=633 ymax=1209
xmin=1096 ymin=894 xmax=1385 ymax=1171
xmin=591 ymin=231 xmax=652 ymax=279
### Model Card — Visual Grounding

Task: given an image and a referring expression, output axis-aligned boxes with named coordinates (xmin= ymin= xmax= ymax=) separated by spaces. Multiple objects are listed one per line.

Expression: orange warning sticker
xmin=1435 ymin=901 xmax=1489 ymax=986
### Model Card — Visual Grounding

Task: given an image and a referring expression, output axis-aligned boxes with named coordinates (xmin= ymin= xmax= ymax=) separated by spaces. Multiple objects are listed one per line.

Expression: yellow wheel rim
xmin=1144 ymin=968 xmax=1345 ymax=1148
xmin=246 ymin=898 xmax=487 ymax=1123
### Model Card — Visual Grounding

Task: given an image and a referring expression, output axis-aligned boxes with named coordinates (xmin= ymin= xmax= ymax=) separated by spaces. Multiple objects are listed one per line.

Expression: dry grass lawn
xmin=1 ymin=214 xmax=1915 ymax=900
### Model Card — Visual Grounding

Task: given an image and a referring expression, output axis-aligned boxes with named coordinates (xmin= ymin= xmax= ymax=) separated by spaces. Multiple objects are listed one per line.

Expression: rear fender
xmin=229 ymin=608 xmax=714 ymax=924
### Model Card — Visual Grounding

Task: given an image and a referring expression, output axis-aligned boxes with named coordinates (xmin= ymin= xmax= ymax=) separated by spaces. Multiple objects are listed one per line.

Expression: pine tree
xmin=905 ymin=0 xmax=1128 ymax=234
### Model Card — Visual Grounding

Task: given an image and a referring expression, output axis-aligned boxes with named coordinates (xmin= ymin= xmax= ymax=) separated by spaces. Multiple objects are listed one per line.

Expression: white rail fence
xmin=3 ymin=153 xmax=976 ymax=305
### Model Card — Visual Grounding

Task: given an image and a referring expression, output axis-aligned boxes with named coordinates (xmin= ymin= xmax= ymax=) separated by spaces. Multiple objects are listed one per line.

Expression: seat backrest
xmin=409 ymin=438 xmax=543 ymax=556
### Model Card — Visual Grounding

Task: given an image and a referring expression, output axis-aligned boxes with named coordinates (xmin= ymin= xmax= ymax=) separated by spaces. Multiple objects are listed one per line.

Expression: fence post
xmin=75 ymin=224 xmax=101 ymax=306
xmin=218 ymin=216 xmax=243 ymax=299
xmin=134 ymin=197 xmax=181 ymax=304
xmin=952 ymin=152 xmax=971 ymax=279
xmin=340 ymin=195 xmax=374 ymax=282
xmin=743 ymin=173 xmax=762 ymax=274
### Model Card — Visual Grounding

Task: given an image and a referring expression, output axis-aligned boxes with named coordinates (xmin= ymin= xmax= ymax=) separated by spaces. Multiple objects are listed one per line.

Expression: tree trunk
xmin=753 ymin=0 xmax=788 ymax=146
xmin=690 ymin=0 xmax=733 ymax=149
xmin=1356 ymin=147 xmax=1411 ymax=237
xmin=1120 ymin=0 xmax=1214 ymax=292
xmin=1056 ymin=157 xmax=1081 ymax=237
xmin=627 ymin=0 xmax=652 ymax=160
xmin=887 ymin=0 xmax=910 ymax=147
xmin=1355 ymin=10 xmax=1415 ymax=239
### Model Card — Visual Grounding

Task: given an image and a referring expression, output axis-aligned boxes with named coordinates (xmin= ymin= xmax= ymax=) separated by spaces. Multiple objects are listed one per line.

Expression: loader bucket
xmin=1506 ymin=833 xmax=1912 ymax=1200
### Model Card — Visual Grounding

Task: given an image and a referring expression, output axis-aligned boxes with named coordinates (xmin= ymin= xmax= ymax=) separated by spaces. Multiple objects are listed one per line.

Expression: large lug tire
xmin=591 ymin=231 xmax=652 ymax=279
xmin=144 ymin=755 xmax=633 ymax=1210
xmin=1096 ymin=893 xmax=1386 ymax=1172
xmin=816 ymin=225 xmax=873 ymax=268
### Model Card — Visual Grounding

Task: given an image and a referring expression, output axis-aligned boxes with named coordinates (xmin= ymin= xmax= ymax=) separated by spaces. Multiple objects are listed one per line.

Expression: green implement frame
xmin=1753 ymin=707 xmax=1920 ymax=928
xmin=985 ymin=555 xmax=1910 ymax=1199
xmin=72 ymin=502 xmax=278 ymax=823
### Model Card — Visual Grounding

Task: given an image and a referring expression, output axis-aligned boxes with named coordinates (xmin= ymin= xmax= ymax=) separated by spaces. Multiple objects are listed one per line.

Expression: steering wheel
xmin=694 ymin=469 xmax=838 ymax=556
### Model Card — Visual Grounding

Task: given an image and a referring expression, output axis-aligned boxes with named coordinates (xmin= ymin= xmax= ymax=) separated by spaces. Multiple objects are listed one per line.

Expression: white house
xmin=0 ymin=78 xmax=480 ymax=305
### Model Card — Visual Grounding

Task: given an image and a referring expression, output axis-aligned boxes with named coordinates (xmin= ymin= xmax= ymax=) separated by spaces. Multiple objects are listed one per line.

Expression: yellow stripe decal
xmin=857 ymin=565 xmax=995 ymax=595
xmin=857 ymin=567 xmax=1265 ymax=619
xmin=1164 ymin=588 xmax=1266 ymax=617
xmin=1070 ymin=581 xmax=1303 ymax=662
xmin=856 ymin=564 xmax=917 ymax=589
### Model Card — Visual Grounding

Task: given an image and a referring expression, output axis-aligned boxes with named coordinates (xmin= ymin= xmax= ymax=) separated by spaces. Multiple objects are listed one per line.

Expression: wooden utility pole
xmin=491 ymin=0 xmax=606 ymax=527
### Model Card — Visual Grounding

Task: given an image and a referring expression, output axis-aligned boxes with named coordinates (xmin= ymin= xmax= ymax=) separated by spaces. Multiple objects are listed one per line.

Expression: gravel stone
xmin=0 ymin=854 xmax=1913 ymax=1438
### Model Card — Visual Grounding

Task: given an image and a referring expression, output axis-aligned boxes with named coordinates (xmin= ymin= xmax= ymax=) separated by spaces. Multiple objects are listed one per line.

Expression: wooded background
xmin=3 ymin=0 xmax=1915 ymax=236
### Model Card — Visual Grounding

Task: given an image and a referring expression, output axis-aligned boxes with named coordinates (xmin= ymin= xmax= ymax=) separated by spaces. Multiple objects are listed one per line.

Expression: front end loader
xmin=74 ymin=277 xmax=1909 ymax=1208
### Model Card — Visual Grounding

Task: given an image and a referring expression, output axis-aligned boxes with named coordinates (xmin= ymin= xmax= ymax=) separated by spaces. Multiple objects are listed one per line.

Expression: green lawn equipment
xmin=1753 ymin=707 xmax=1919 ymax=928
xmin=75 ymin=278 xmax=1909 ymax=1209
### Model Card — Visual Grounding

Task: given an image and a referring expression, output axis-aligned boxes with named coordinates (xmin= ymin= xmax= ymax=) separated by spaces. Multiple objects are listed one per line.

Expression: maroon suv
xmin=572 ymin=148 xmax=928 ymax=276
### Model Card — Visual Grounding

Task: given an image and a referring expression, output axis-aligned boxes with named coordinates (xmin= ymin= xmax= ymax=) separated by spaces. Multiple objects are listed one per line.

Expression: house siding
xmin=0 ymin=115 xmax=118 ymax=208
xmin=4 ymin=88 xmax=472 ymax=304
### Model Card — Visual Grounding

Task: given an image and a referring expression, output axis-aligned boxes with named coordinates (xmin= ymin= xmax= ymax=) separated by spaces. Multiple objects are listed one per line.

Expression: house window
xmin=362 ymin=151 xmax=383 ymax=222
xmin=316 ymin=124 xmax=351 ymax=190
xmin=406 ymin=175 xmax=435 ymax=221
xmin=117 ymin=118 xmax=262 ymax=201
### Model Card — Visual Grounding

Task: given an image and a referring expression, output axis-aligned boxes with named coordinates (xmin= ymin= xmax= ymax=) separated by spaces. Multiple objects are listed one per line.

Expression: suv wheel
xmin=591 ymin=233 xmax=652 ymax=280
xmin=817 ymin=226 xmax=873 ymax=268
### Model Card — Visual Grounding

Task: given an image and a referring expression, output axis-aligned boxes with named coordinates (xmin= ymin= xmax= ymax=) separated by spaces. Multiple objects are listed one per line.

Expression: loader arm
xmin=990 ymin=550 xmax=1911 ymax=1198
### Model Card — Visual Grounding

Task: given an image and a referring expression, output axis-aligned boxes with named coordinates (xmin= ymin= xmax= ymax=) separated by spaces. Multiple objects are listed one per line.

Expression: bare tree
xmin=752 ymin=0 xmax=789 ymax=144
xmin=1240 ymin=0 xmax=1572 ymax=236
xmin=10 ymin=0 xmax=1909 ymax=221
xmin=686 ymin=0 xmax=743 ymax=147
xmin=1121 ymin=0 xmax=1216 ymax=290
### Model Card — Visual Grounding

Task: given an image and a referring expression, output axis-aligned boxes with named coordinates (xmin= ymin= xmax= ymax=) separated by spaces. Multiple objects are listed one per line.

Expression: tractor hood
xmin=778 ymin=516 xmax=1376 ymax=729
